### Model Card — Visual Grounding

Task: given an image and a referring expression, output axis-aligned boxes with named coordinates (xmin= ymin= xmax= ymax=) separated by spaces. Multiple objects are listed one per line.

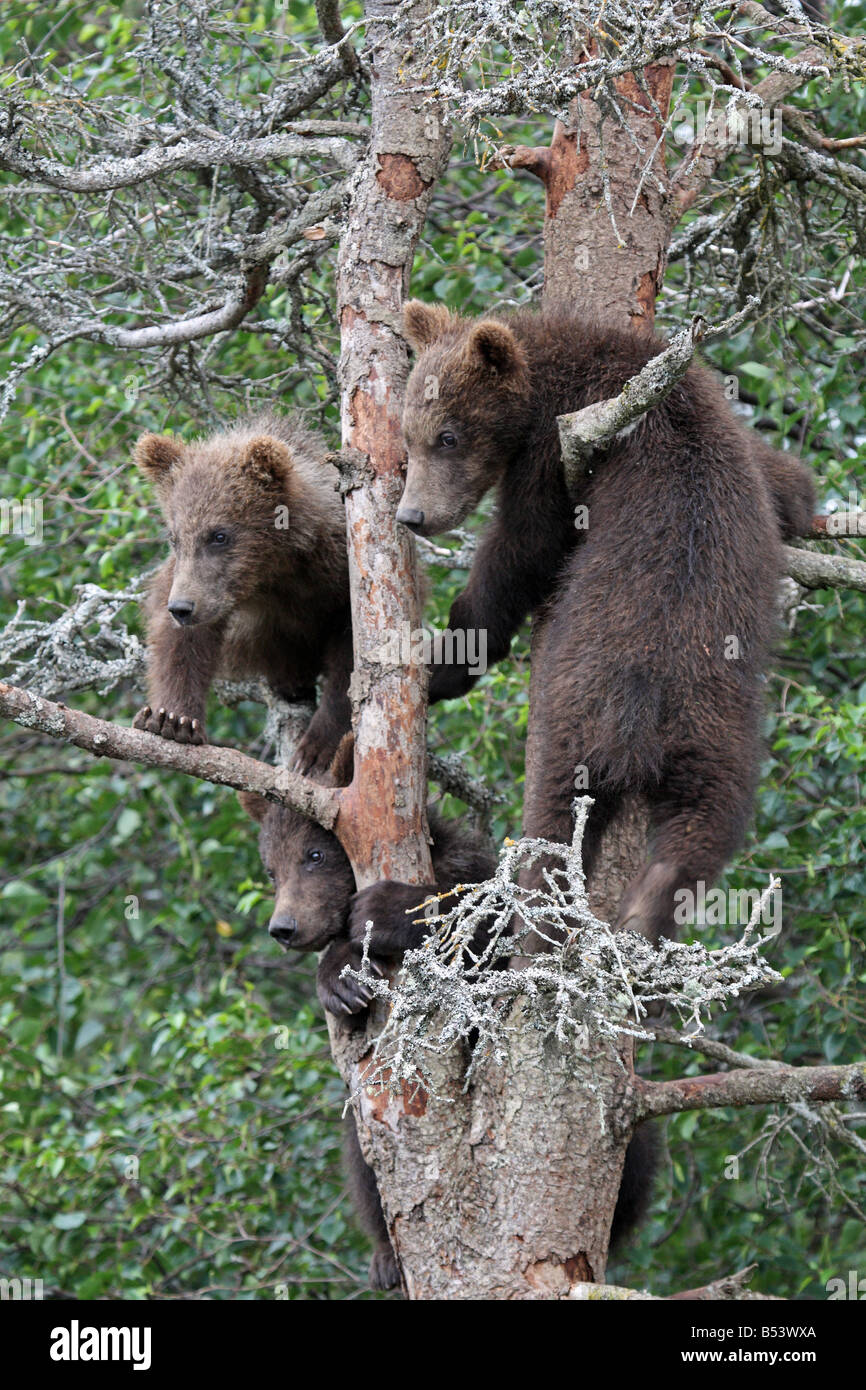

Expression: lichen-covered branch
xmin=0 ymin=131 xmax=362 ymax=192
xmin=0 ymin=581 xmax=498 ymax=815
xmin=348 ymin=806 xmax=786 ymax=1098
xmin=556 ymin=300 xmax=758 ymax=476
xmin=0 ymin=4 xmax=365 ymax=418
xmin=783 ymin=545 xmax=866 ymax=595
xmin=0 ymin=681 xmax=338 ymax=828
xmin=569 ymin=1263 xmax=780 ymax=1300
xmin=382 ymin=1 xmax=838 ymax=129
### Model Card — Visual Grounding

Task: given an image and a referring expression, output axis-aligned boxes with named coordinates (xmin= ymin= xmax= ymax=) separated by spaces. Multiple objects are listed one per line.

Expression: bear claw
xmin=292 ymin=727 xmax=339 ymax=777
xmin=133 ymin=705 xmax=207 ymax=745
xmin=316 ymin=941 xmax=378 ymax=1017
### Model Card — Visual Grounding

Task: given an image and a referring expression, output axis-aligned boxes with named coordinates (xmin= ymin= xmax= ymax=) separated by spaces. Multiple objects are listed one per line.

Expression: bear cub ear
xmin=403 ymin=300 xmax=457 ymax=351
xmin=238 ymin=790 xmax=272 ymax=823
xmin=135 ymin=433 xmax=185 ymax=481
xmin=241 ymin=436 xmax=293 ymax=488
xmin=466 ymin=321 xmax=528 ymax=384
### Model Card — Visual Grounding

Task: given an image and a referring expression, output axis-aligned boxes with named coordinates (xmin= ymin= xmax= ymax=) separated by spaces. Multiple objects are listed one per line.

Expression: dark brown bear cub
xmin=398 ymin=302 xmax=813 ymax=946
xmin=239 ymin=737 xmax=656 ymax=1284
xmin=134 ymin=414 xmax=351 ymax=775
xmin=237 ymin=735 xmax=497 ymax=1019
xmin=239 ymin=739 xmax=496 ymax=1293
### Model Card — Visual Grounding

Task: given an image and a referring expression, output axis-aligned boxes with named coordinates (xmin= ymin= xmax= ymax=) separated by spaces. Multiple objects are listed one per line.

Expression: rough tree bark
xmin=317 ymin=0 xmax=472 ymax=1298
xmin=320 ymin=6 xmax=668 ymax=1300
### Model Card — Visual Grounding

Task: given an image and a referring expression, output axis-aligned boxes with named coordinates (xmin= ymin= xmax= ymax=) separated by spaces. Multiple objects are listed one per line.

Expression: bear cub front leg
xmin=317 ymin=880 xmax=436 ymax=1018
xmin=348 ymin=881 xmax=439 ymax=957
xmin=134 ymin=567 xmax=224 ymax=744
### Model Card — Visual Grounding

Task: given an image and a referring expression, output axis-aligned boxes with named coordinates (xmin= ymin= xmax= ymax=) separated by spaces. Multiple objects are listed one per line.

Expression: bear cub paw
xmin=369 ymin=1243 xmax=401 ymax=1292
xmin=291 ymin=720 xmax=343 ymax=777
xmin=133 ymin=705 xmax=207 ymax=745
xmin=316 ymin=939 xmax=383 ymax=1017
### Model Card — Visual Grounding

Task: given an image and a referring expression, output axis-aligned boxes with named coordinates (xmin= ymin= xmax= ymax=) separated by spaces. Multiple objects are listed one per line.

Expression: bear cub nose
xmin=269 ymin=915 xmax=298 ymax=948
xmin=168 ymin=598 xmax=196 ymax=624
xmin=396 ymin=507 xmax=425 ymax=531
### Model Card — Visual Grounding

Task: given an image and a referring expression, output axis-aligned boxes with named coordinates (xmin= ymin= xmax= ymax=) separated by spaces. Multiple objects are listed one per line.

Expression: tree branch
xmin=0 ymin=681 xmax=339 ymax=828
xmin=672 ymin=7 xmax=832 ymax=216
xmin=784 ymin=545 xmax=866 ymax=594
xmin=636 ymin=1062 xmax=866 ymax=1120
xmin=568 ymin=1263 xmax=781 ymax=1300
xmin=667 ymin=1263 xmax=780 ymax=1301
xmin=0 ymin=131 xmax=362 ymax=192
xmin=556 ymin=300 xmax=758 ymax=482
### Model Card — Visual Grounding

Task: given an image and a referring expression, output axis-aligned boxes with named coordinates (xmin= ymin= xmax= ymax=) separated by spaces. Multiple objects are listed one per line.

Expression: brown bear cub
xmin=237 ymin=737 xmax=497 ymax=1020
xmin=398 ymin=302 xmax=816 ymax=946
xmin=239 ymin=737 xmax=496 ymax=1292
xmin=239 ymin=737 xmax=656 ymax=1285
xmin=134 ymin=413 xmax=351 ymax=774
xmin=748 ymin=432 xmax=816 ymax=542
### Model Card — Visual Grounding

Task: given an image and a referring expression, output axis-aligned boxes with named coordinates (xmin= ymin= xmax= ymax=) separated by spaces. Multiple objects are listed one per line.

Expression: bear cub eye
xmin=207 ymin=529 xmax=230 ymax=547
xmin=436 ymin=431 xmax=458 ymax=450
xmin=305 ymin=848 xmax=325 ymax=868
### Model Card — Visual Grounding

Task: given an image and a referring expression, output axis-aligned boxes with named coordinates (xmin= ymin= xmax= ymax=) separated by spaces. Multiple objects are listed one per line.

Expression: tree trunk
xmin=328 ymin=21 xmax=678 ymax=1299
xmin=322 ymin=0 xmax=462 ymax=1292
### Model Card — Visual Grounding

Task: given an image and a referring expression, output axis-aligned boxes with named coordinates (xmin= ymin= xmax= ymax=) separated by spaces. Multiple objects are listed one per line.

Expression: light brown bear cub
xmin=134 ymin=413 xmax=352 ymax=774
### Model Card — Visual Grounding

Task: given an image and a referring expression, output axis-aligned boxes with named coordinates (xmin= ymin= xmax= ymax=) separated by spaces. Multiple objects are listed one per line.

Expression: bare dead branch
xmin=0 ymin=131 xmax=362 ymax=192
xmin=668 ymin=1263 xmax=780 ymax=1301
xmin=636 ymin=1062 xmax=866 ymax=1120
xmin=784 ymin=545 xmax=866 ymax=594
xmin=556 ymin=300 xmax=758 ymax=480
xmin=567 ymin=1264 xmax=781 ymax=1299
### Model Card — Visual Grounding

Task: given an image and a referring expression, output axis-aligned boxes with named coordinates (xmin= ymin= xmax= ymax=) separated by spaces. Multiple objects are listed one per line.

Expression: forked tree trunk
xmin=326 ymin=13 xmax=676 ymax=1299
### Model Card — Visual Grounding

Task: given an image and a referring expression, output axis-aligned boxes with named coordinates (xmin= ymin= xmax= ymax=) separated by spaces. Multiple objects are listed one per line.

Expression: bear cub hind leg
xmin=342 ymin=1111 xmax=400 ymax=1292
xmin=615 ymin=751 xmax=756 ymax=944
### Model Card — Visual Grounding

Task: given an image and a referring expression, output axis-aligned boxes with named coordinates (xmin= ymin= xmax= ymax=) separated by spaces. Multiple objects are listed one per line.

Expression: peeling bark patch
xmin=400 ymin=1077 xmax=428 ymax=1117
xmin=545 ymin=128 xmax=588 ymax=220
xmin=525 ymin=1251 xmax=596 ymax=1296
xmin=632 ymin=271 xmax=658 ymax=330
xmin=377 ymin=153 xmax=430 ymax=201
xmin=358 ymin=1058 xmax=428 ymax=1119
xmin=349 ymin=381 xmax=405 ymax=472
xmin=565 ymin=1253 xmax=594 ymax=1283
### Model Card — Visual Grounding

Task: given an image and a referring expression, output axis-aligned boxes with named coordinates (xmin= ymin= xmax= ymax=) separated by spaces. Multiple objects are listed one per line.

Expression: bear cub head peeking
xmin=397 ymin=302 xmax=533 ymax=536
xmin=136 ymin=415 xmax=342 ymax=629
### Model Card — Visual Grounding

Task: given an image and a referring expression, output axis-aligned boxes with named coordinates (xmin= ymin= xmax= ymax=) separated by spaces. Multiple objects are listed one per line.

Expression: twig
xmin=635 ymin=1063 xmax=866 ymax=1120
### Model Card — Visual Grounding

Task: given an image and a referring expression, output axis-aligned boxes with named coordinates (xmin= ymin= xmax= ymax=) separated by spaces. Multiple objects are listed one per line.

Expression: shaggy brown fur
xmin=237 ymin=737 xmax=496 ymax=1015
xmin=133 ymin=413 xmax=351 ymax=774
xmin=341 ymin=1110 xmax=401 ymax=1292
xmin=239 ymin=736 xmax=656 ymax=1279
xmin=747 ymin=432 xmax=816 ymax=541
xmin=398 ymin=302 xmax=809 ymax=945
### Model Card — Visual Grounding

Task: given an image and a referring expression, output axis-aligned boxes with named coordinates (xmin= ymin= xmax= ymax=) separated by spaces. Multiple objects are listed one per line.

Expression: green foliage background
xmin=0 ymin=1 xmax=864 ymax=1299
